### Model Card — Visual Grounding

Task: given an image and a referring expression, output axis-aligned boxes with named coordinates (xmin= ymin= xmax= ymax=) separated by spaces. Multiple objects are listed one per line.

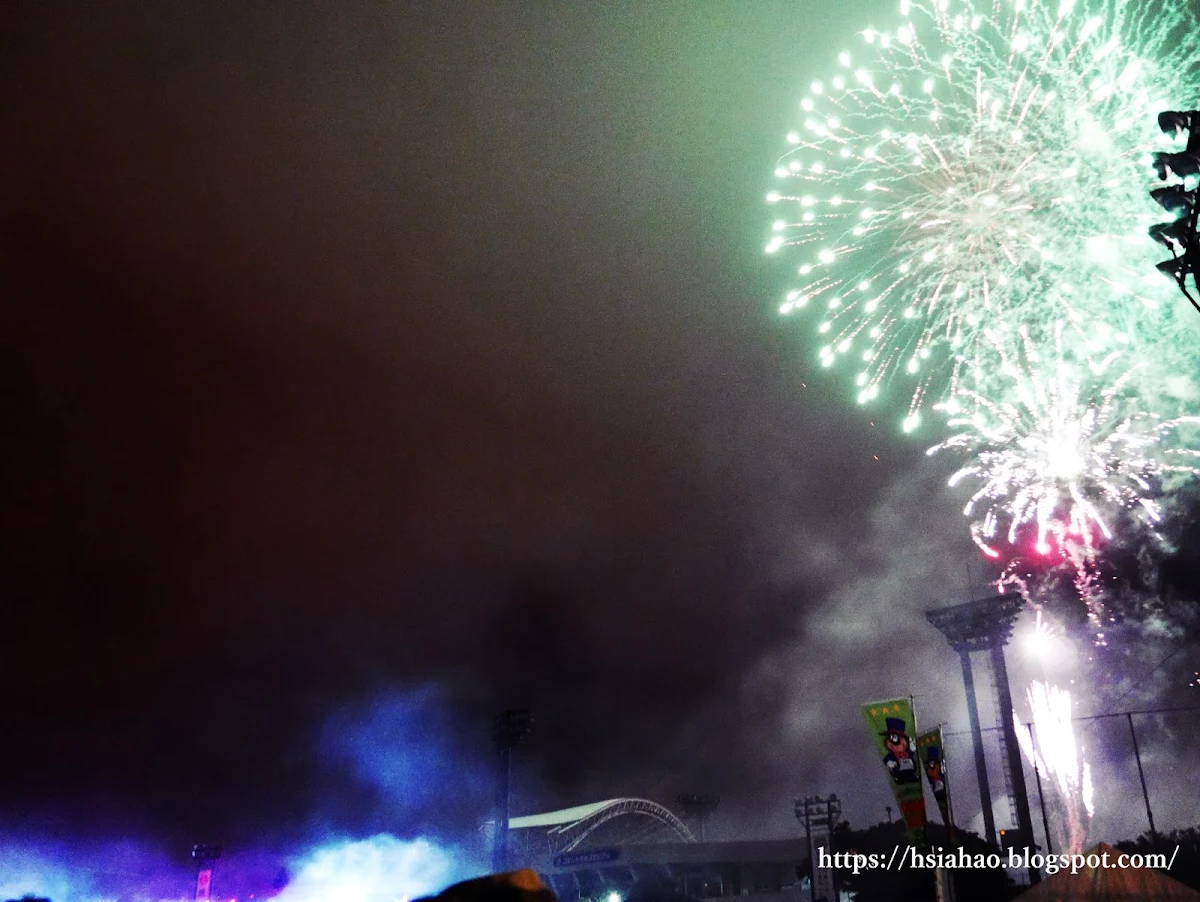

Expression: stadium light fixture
xmin=1149 ymin=108 xmax=1200 ymax=314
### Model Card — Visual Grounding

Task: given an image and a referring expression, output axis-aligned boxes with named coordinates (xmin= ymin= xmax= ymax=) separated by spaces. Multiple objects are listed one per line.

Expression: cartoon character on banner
xmin=924 ymin=746 xmax=947 ymax=800
xmin=881 ymin=717 xmax=919 ymax=784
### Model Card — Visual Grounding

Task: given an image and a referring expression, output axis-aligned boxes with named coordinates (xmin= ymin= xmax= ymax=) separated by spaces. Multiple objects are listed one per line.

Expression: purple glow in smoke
xmin=0 ymin=834 xmax=469 ymax=902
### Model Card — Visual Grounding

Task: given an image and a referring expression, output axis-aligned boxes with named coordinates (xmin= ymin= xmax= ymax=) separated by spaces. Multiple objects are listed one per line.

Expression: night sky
xmin=3 ymin=0 xmax=1198 ymax=863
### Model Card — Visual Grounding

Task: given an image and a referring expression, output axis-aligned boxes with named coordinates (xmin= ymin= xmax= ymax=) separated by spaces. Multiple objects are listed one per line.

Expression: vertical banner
xmin=918 ymin=727 xmax=956 ymax=844
xmin=195 ymin=868 xmax=213 ymax=901
xmin=862 ymin=698 xmax=927 ymax=845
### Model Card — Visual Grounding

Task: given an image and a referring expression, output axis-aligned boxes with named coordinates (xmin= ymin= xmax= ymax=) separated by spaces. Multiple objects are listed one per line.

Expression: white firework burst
xmin=928 ymin=326 xmax=1200 ymax=559
xmin=766 ymin=0 xmax=1200 ymax=428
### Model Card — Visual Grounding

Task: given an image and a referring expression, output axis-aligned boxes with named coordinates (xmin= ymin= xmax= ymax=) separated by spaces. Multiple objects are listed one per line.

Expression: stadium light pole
xmin=191 ymin=844 xmax=222 ymax=902
xmin=492 ymin=708 xmax=533 ymax=873
xmin=1149 ymin=109 xmax=1200 ymax=313
xmin=795 ymin=796 xmax=841 ymax=902
xmin=676 ymin=794 xmax=720 ymax=842
xmin=926 ymin=594 xmax=1040 ymax=886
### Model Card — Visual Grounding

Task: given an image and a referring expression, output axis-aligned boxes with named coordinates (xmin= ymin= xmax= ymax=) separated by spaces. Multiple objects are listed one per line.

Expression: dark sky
xmin=3 ymin=0 xmax=1197 ymax=858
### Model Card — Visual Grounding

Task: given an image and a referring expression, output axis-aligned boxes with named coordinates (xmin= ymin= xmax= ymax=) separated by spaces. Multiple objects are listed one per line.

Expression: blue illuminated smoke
xmin=317 ymin=685 xmax=493 ymax=829
xmin=0 ymin=686 xmax=493 ymax=901
xmin=273 ymin=835 xmax=466 ymax=902
xmin=0 ymin=837 xmax=189 ymax=901
xmin=0 ymin=834 xmax=471 ymax=902
xmin=0 ymin=844 xmax=81 ymax=902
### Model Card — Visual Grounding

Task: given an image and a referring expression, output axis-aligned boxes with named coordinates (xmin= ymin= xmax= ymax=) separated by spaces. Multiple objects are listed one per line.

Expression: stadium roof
xmin=510 ymin=800 xmax=618 ymax=829
xmin=508 ymin=798 xmax=696 ymax=853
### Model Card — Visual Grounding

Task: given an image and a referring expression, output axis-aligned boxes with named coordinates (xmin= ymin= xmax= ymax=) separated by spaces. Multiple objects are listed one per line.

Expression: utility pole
xmin=1127 ymin=712 xmax=1157 ymax=837
xmin=1026 ymin=723 xmax=1053 ymax=856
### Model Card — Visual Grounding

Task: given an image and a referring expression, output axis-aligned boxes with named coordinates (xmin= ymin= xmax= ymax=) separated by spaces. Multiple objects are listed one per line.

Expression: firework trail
xmin=767 ymin=0 xmax=1200 ymax=428
xmin=1015 ymin=680 xmax=1094 ymax=854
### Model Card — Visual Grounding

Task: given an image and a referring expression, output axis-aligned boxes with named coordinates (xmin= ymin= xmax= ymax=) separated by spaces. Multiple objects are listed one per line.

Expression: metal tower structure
xmin=675 ymin=794 xmax=720 ymax=842
xmin=992 ymin=679 xmax=1020 ymax=833
xmin=795 ymin=795 xmax=840 ymax=902
xmin=926 ymin=593 xmax=1040 ymax=885
xmin=492 ymin=708 xmax=533 ymax=872
xmin=191 ymin=844 xmax=222 ymax=902
xmin=1149 ymin=109 xmax=1200 ymax=313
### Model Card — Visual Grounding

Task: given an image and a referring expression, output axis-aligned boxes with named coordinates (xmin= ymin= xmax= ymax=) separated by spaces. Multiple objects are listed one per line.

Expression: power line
xmin=1101 ymin=625 xmax=1200 ymax=712
xmin=944 ymin=704 xmax=1200 ymax=738
xmin=1072 ymin=703 xmax=1200 ymax=724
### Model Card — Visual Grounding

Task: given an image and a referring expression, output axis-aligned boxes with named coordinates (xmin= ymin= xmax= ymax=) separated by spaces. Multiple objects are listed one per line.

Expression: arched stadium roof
xmin=509 ymin=798 xmax=696 ymax=853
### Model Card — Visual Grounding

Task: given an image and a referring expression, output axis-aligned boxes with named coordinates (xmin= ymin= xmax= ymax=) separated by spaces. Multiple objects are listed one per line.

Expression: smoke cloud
xmin=274 ymin=836 xmax=470 ymax=902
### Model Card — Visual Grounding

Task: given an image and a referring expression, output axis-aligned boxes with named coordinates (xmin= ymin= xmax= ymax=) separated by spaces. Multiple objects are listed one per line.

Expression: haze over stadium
xmin=3 ymin=0 xmax=1199 ymax=899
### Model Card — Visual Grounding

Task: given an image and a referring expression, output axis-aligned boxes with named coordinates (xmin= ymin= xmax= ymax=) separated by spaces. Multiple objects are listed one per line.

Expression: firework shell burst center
xmin=767 ymin=0 xmax=1200 ymax=429
xmin=926 ymin=327 xmax=1200 ymax=563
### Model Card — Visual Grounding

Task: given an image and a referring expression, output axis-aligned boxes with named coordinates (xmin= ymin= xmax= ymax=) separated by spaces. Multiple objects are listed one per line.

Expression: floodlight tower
xmin=191 ymin=844 xmax=222 ymax=901
xmin=1149 ymin=109 xmax=1200 ymax=313
xmin=492 ymin=708 xmax=533 ymax=872
xmin=795 ymin=795 xmax=841 ymax=902
xmin=926 ymin=594 xmax=1040 ymax=886
xmin=676 ymin=794 xmax=720 ymax=841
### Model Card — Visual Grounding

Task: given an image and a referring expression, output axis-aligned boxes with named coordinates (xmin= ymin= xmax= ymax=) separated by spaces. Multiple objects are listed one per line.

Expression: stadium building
xmin=504 ymin=799 xmax=811 ymax=902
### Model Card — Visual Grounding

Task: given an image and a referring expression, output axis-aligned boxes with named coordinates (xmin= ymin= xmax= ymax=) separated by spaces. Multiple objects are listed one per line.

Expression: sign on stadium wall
xmin=552 ymin=848 xmax=621 ymax=868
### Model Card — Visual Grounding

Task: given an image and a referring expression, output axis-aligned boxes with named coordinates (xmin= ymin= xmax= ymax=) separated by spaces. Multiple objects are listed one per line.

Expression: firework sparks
xmin=928 ymin=327 xmax=1200 ymax=561
xmin=1025 ymin=606 xmax=1066 ymax=662
xmin=1016 ymin=679 xmax=1093 ymax=854
xmin=767 ymin=0 xmax=1200 ymax=427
